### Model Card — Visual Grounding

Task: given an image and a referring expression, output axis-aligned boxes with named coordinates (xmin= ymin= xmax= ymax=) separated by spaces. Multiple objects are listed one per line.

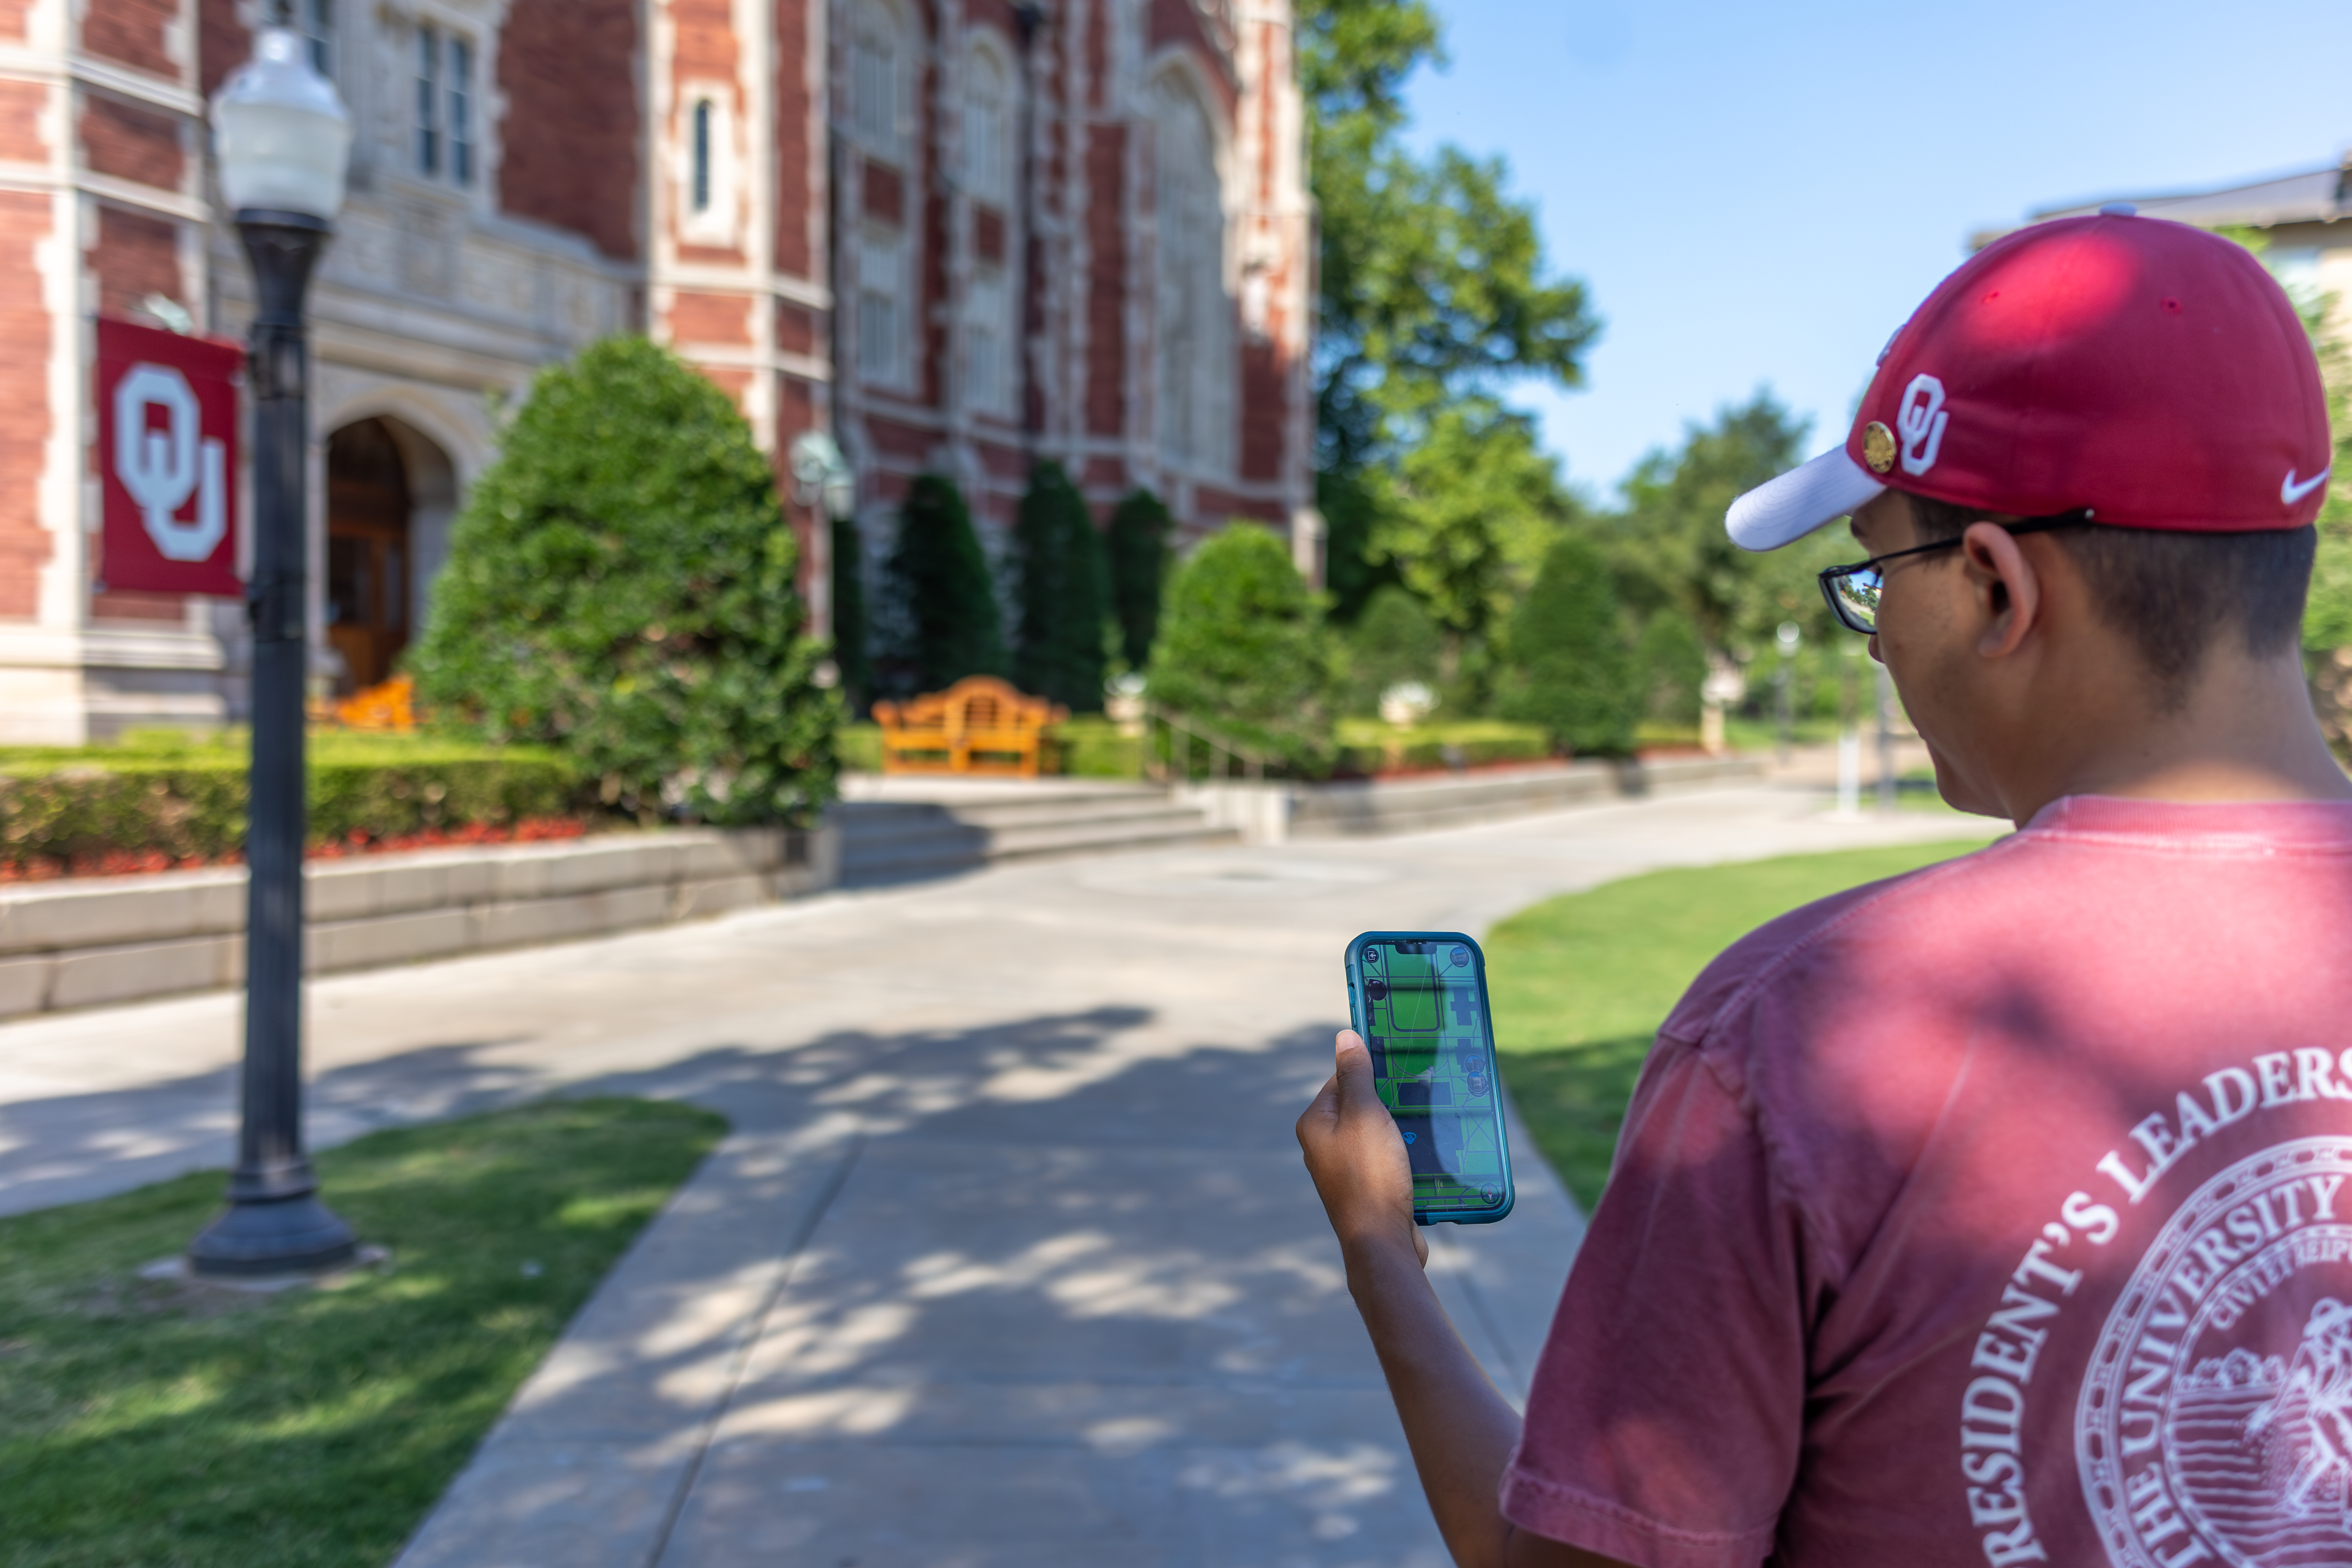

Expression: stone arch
xmin=322 ymin=413 xmax=459 ymax=692
xmin=1147 ymin=56 xmax=1236 ymax=475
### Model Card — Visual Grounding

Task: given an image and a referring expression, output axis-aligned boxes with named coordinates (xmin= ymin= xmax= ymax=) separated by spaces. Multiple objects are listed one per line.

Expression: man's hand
xmin=1296 ymin=1029 xmax=1426 ymax=1269
xmin=1295 ymin=1030 xmax=1630 ymax=1568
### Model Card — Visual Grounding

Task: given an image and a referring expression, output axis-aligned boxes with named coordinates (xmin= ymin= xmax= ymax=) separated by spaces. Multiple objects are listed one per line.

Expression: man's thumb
xmin=1334 ymin=1030 xmax=1380 ymax=1112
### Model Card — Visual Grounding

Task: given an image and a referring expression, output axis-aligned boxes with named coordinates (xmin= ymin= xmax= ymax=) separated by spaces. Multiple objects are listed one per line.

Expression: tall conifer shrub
xmin=1011 ymin=461 xmax=1110 ymax=709
xmin=1498 ymin=534 xmax=1642 ymax=757
xmin=409 ymin=336 xmax=838 ymax=824
xmin=1146 ymin=524 xmax=1337 ymax=772
xmin=830 ymin=514 xmax=871 ymax=710
xmin=879 ymin=473 xmax=1002 ymax=695
xmin=1106 ymin=488 xmax=1173 ymax=669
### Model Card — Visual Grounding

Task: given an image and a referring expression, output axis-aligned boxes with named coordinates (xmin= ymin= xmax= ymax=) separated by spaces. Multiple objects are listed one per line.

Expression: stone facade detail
xmin=0 ymin=0 xmax=1309 ymax=740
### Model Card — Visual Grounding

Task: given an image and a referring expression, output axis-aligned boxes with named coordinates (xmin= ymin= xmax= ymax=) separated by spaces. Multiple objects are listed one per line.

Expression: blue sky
xmin=1397 ymin=0 xmax=2352 ymax=501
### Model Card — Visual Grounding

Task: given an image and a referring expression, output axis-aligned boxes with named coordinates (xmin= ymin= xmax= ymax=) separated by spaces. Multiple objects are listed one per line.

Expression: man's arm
xmin=1296 ymin=1029 xmax=1631 ymax=1568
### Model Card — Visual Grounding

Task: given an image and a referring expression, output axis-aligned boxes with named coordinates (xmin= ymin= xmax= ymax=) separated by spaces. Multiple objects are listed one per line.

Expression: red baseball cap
xmin=1727 ymin=209 xmax=2333 ymax=551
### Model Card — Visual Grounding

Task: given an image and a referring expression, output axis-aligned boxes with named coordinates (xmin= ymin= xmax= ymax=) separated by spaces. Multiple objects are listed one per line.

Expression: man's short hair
xmin=1907 ymin=494 xmax=2315 ymax=708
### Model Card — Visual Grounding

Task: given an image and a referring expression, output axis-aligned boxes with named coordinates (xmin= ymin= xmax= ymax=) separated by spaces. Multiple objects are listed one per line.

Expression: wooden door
xmin=325 ymin=420 xmax=412 ymax=692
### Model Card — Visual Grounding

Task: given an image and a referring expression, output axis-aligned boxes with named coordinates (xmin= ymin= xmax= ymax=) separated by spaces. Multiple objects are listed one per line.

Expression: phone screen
xmin=1347 ymin=933 xmax=1513 ymax=1223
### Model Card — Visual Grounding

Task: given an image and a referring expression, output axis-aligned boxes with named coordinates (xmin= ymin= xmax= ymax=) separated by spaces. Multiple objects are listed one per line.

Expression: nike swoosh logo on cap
xmin=2284 ymin=467 xmax=2333 ymax=504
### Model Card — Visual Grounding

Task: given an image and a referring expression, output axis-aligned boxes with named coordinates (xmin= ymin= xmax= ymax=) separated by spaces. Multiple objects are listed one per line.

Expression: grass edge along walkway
xmin=1490 ymin=840 xmax=1993 ymax=1212
xmin=0 ymin=1096 xmax=726 ymax=1568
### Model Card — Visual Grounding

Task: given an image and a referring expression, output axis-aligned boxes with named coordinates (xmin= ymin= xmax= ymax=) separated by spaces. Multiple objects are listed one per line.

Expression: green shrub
xmin=1011 ymin=461 xmax=1110 ymax=710
xmin=1146 ymin=524 xmax=1338 ymax=774
xmin=1499 ymin=535 xmax=1642 ymax=757
xmin=1047 ymin=715 xmax=1145 ymax=779
xmin=0 ymin=739 xmax=580 ymax=869
xmin=1342 ymin=586 xmax=1445 ymax=716
xmin=836 ymin=721 xmax=883 ymax=774
xmin=1634 ymin=609 xmax=1706 ymax=726
xmin=408 ymin=337 xmax=838 ymax=826
xmin=830 ymin=515 xmax=872 ymax=710
xmin=1332 ymin=718 xmax=1552 ymax=776
xmin=1106 ymin=488 xmax=1173 ymax=669
xmin=879 ymin=473 xmax=1003 ymax=696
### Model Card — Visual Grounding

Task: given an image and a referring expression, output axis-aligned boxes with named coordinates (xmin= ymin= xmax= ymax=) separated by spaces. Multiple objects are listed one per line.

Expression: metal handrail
xmin=1141 ymin=701 xmax=1269 ymax=784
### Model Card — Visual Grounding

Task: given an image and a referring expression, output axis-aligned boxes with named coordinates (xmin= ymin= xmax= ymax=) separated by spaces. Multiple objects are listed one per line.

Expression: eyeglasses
xmin=1816 ymin=511 xmax=2089 ymax=635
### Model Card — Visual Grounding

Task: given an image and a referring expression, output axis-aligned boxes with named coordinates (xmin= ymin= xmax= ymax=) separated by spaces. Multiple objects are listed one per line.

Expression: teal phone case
xmin=1343 ymin=930 xmax=1515 ymax=1226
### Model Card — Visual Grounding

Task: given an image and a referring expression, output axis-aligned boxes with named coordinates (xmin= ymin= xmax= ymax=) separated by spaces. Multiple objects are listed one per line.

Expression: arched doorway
xmin=324 ymin=416 xmax=458 ymax=693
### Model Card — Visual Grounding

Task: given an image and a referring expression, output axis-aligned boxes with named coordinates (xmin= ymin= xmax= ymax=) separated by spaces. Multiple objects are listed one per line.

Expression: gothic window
xmin=415 ymin=23 xmax=476 ymax=187
xmin=964 ymin=47 xmax=1009 ymax=204
xmin=291 ymin=0 xmax=333 ymax=76
xmin=852 ymin=1 xmax=915 ymax=392
xmin=678 ymin=87 xmax=737 ymax=245
xmin=859 ymin=279 xmax=900 ymax=381
xmin=1152 ymin=74 xmax=1234 ymax=472
xmin=852 ymin=2 xmax=901 ymax=155
xmin=963 ymin=41 xmax=1016 ymax=417
xmin=691 ymin=100 xmax=713 ymax=213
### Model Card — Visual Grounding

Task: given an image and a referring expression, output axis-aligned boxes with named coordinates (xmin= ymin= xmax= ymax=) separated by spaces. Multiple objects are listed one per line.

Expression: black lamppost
xmin=188 ymin=25 xmax=358 ymax=1279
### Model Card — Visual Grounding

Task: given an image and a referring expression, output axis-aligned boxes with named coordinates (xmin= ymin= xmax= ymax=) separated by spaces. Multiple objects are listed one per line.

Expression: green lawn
xmin=1488 ymin=841 xmax=1994 ymax=1209
xmin=0 ymin=1097 xmax=725 ymax=1568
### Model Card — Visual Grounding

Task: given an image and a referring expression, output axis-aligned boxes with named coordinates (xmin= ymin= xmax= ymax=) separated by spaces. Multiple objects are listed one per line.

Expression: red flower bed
xmin=0 ymin=816 xmax=591 ymax=884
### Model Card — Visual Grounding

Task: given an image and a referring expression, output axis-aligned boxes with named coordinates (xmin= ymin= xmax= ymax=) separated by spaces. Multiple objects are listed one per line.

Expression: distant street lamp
xmin=1774 ymin=620 xmax=1801 ymax=763
xmin=187 ymin=25 xmax=358 ymax=1278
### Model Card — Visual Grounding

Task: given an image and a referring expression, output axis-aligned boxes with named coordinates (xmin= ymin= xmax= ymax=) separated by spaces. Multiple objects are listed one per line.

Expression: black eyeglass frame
xmin=1816 ymin=511 xmax=2092 ymax=635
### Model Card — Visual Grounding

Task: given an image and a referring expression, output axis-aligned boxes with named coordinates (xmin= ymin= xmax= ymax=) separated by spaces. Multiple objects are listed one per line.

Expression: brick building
xmin=0 ymin=0 xmax=1312 ymax=740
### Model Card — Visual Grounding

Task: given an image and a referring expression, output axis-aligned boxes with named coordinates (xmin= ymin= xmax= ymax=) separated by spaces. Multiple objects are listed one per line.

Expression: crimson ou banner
xmin=97 ymin=318 xmax=242 ymax=597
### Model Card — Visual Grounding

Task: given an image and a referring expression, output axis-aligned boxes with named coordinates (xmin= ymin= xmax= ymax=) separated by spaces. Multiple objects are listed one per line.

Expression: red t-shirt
xmin=1503 ymin=796 xmax=2352 ymax=1568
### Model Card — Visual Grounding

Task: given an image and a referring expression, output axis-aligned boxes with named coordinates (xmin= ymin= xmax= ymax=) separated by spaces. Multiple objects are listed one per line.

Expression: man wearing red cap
xmin=1298 ymin=208 xmax=2352 ymax=1566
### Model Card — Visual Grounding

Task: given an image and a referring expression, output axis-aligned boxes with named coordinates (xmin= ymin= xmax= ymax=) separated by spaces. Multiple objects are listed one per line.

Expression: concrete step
xmin=830 ymin=787 xmax=1232 ymax=885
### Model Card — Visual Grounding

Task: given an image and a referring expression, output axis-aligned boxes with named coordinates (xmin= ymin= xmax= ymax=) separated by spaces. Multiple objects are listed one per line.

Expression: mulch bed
xmin=0 ymin=816 xmax=591 ymax=884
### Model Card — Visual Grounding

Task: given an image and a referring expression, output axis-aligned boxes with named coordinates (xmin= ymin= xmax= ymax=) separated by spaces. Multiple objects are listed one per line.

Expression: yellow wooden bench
xmin=873 ymin=676 xmax=1067 ymax=778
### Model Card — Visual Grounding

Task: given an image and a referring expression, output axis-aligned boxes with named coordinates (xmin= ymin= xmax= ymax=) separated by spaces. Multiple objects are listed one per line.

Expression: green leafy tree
xmin=410 ymin=336 xmax=837 ymax=825
xmin=1608 ymin=391 xmax=1833 ymax=660
xmin=1106 ymin=488 xmax=1173 ymax=669
xmin=1342 ymin=585 xmax=1444 ymax=715
xmin=1320 ymin=468 xmax=1399 ymax=624
xmin=1301 ymin=0 xmax=1598 ymax=470
xmin=1371 ymin=400 xmax=1574 ymax=644
xmin=1499 ymin=534 xmax=1641 ymax=756
xmin=1147 ymin=525 xmax=1340 ymax=772
xmin=1010 ymin=461 xmax=1112 ymax=709
xmin=879 ymin=473 xmax=1002 ymax=695
xmin=1298 ymin=0 xmax=1599 ymax=602
xmin=1632 ymin=609 xmax=1707 ymax=728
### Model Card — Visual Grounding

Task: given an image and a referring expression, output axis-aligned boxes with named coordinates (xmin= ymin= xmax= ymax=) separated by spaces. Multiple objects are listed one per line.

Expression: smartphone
xmin=1342 ymin=931 xmax=1515 ymax=1225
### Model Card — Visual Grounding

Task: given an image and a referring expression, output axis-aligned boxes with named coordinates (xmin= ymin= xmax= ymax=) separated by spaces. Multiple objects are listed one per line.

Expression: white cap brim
xmin=1725 ymin=447 xmax=1885 ymax=551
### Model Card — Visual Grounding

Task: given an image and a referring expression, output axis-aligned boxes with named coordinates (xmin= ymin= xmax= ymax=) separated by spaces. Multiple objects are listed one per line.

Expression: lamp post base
xmin=187 ymin=1192 xmax=358 ymax=1280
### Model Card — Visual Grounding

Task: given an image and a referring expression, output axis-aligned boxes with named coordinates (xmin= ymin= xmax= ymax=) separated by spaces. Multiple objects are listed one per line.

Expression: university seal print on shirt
xmin=1960 ymin=1049 xmax=2352 ymax=1568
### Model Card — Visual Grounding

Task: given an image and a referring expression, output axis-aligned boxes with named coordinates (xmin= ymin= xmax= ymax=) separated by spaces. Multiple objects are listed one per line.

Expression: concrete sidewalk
xmin=0 ymin=785 xmax=1999 ymax=1564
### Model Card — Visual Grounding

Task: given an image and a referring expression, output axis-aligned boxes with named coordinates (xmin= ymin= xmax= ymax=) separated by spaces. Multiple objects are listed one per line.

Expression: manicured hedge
xmin=1048 ymin=717 xmax=1145 ymax=780
xmin=0 ymin=735 xmax=582 ymax=870
xmin=1333 ymin=719 xmax=1553 ymax=778
xmin=837 ymin=723 xmax=885 ymax=774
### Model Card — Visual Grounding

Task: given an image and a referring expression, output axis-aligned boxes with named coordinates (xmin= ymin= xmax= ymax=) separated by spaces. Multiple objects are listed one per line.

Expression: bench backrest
xmin=875 ymin=676 xmax=1066 ymax=737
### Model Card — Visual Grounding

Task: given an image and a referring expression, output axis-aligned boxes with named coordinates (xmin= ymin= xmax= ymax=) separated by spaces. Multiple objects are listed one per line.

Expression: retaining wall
xmin=0 ymin=826 xmax=839 ymax=1020
xmin=1183 ymin=753 xmax=1769 ymax=844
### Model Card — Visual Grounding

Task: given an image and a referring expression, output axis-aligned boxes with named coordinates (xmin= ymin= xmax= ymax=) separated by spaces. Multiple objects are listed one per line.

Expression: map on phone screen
xmin=1357 ymin=938 xmax=1509 ymax=1217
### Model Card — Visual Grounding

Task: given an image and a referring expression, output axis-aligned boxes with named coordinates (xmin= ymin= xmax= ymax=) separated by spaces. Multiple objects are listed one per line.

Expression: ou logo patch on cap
xmin=1896 ymin=374 xmax=1950 ymax=476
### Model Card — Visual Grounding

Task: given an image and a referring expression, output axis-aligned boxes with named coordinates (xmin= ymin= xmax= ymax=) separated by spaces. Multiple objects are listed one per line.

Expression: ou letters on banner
xmin=96 ymin=318 xmax=243 ymax=597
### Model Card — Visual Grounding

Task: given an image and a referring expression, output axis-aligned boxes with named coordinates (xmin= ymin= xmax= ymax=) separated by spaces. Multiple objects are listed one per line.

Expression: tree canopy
xmin=1605 ymin=391 xmax=1842 ymax=659
xmin=1298 ymin=0 xmax=1599 ymax=628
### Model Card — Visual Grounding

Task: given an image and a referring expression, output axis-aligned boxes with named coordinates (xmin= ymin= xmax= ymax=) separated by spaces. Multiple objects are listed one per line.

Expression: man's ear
xmin=1959 ymin=521 xmax=2044 ymax=659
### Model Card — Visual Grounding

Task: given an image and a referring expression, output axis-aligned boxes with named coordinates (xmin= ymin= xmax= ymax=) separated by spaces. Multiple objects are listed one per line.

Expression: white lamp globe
xmin=211 ymin=27 xmax=353 ymax=221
